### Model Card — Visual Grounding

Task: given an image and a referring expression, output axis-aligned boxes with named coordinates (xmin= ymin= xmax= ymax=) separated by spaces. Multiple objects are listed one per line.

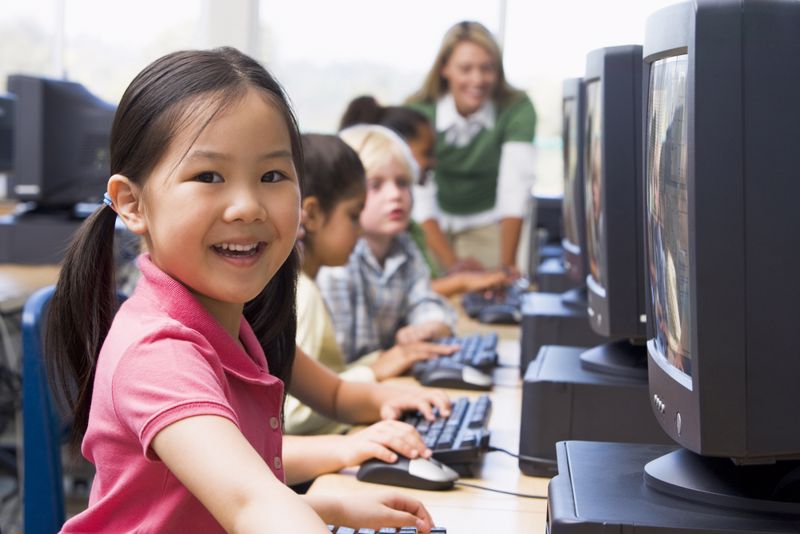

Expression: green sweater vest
xmin=409 ymin=93 xmax=536 ymax=215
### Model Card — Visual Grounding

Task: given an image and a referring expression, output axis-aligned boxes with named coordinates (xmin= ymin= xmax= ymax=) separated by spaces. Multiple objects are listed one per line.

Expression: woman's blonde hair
xmin=339 ymin=124 xmax=420 ymax=184
xmin=407 ymin=20 xmax=520 ymax=105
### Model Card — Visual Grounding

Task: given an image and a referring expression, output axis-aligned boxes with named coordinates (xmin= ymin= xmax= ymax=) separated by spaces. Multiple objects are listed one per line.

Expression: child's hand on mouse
xmin=337 ymin=420 xmax=432 ymax=467
xmin=395 ymin=320 xmax=452 ymax=345
xmin=370 ymin=341 xmax=458 ymax=380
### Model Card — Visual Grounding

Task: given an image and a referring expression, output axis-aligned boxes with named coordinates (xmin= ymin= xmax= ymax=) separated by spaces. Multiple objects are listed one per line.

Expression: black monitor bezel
xmin=8 ymin=74 xmax=115 ymax=210
xmin=583 ymin=45 xmax=646 ymax=341
xmin=560 ymin=77 xmax=589 ymax=285
xmin=644 ymin=0 xmax=800 ymax=461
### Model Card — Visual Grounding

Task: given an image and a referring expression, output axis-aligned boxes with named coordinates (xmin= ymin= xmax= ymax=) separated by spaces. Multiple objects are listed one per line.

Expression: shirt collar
xmin=134 ymin=254 xmax=276 ymax=385
xmin=436 ymin=93 xmax=496 ymax=143
xmin=355 ymin=235 xmax=411 ymax=281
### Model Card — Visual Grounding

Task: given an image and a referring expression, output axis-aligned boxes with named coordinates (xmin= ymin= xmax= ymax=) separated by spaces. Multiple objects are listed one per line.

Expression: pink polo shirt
xmin=60 ymin=255 xmax=285 ymax=534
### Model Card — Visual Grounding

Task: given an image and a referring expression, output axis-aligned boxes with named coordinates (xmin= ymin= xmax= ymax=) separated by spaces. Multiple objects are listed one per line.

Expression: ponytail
xmin=45 ymin=205 xmax=120 ymax=450
xmin=339 ymin=95 xmax=384 ymax=131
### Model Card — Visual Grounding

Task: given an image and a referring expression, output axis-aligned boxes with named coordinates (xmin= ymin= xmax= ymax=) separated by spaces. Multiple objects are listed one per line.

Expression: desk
xmin=307 ymin=319 xmax=550 ymax=533
xmin=0 ymin=264 xmax=60 ymax=313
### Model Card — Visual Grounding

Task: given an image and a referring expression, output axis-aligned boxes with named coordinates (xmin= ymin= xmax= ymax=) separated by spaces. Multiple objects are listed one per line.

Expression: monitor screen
xmin=583 ymin=79 xmax=605 ymax=291
xmin=646 ymin=55 xmax=692 ymax=378
xmin=9 ymin=75 xmax=115 ymax=210
xmin=561 ymin=96 xmax=580 ymax=252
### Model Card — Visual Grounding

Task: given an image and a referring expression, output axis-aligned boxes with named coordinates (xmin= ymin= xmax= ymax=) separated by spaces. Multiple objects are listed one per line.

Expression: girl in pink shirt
xmin=46 ymin=47 xmax=434 ymax=534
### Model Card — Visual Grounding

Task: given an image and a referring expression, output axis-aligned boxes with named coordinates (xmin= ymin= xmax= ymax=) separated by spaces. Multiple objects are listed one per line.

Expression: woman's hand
xmin=395 ymin=320 xmax=452 ymax=345
xmin=370 ymin=341 xmax=458 ymax=381
xmin=337 ymin=420 xmax=432 ymax=467
xmin=312 ymin=492 xmax=435 ymax=534
xmin=456 ymin=270 xmax=510 ymax=293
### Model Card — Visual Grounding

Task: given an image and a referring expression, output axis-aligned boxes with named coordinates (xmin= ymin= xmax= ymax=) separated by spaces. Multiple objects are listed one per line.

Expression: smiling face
xmin=359 ymin=154 xmax=413 ymax=240
xmin=441 ymin=40 xmax=499 ymax=116
xmin=130 ymin=89 xmax=300 ymax=322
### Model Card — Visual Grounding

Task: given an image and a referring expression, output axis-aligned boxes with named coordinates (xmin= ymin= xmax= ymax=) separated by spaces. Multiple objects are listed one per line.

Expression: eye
xmin=194 ymin=171 xmax=223 ymax=183
xmin=262 ymin=170 xmax=287 ymax=183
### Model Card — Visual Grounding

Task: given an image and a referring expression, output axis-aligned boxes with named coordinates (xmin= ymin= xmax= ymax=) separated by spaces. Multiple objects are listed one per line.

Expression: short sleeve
xmin=502 ymin=95 xmax=537 ymax=143
xmin=112 ymin=331 xmax=238 ymax=459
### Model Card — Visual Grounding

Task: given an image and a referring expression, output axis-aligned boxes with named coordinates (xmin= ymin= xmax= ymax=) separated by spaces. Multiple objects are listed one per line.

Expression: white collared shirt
xmin=411 ymin=95 xmax=537 ymax=231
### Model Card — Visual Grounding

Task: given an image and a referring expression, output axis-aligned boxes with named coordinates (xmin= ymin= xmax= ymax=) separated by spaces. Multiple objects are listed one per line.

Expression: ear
xmin=301 ymin=196 xmax=325 ymax=233
xmin=107 ymin=174 xmax=147 ymax=235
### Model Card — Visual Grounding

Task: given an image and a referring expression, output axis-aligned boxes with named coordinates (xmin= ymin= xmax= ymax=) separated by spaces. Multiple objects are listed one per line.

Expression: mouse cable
xmin=453 ymin=481 xmax=547 ymax=500
xmin=487 ymin=445 xmax=555 ymax=466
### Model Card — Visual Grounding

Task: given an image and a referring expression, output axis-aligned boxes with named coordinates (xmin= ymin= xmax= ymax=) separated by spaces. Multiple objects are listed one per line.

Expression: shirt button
xmin=269 ymin=416 xmax=279 ymax=430
xmin=273 ymin=456 xmax=282 ymax=470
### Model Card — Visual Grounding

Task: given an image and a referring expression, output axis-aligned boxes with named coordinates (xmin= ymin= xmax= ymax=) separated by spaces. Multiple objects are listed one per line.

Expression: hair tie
xmin=103 ymin=192 xmax=116 ymax=212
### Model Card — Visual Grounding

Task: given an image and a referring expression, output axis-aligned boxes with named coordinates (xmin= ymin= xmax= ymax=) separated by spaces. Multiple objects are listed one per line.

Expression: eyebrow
xmin=187 ymin=149 xmax=293 ymax=161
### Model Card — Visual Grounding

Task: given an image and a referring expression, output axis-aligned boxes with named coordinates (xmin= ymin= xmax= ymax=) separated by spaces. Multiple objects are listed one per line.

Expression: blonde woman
xmin=407 ymin=20 xmax=537 ymax=276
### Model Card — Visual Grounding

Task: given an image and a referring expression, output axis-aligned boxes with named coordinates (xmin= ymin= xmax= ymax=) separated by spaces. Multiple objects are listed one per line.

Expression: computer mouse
xmin=356 ymin=456 xmax=458 ymax=490
xmin=478 ymin=303 xmax=522 ymax=324
xmin=420 ymin=362 xmax=493 ymax=391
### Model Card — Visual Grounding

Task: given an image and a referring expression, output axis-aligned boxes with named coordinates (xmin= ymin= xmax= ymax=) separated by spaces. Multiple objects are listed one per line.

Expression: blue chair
xmin=21 ymin=284 xmax=64 ymax=533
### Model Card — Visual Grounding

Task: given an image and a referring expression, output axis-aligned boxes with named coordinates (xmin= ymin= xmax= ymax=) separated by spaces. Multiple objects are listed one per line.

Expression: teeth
xmin=218 ymin=242 xmax=258 ymax=252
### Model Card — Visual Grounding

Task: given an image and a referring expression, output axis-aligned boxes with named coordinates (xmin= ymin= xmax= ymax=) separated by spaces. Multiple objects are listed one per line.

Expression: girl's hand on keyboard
xmin=371 ymin=342 xmax=458 ymax=381
xmin=341 ymin=420 xmax=432 ymax=466
xmin=326 ymin=492 xmax=434 ymax=534
xmin=377 ymin=384 xmax=451 ymax=421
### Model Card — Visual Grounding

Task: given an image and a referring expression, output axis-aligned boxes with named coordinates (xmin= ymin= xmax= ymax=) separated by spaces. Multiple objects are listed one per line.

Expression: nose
xmin=223 ymin=183 xmax=267 ymax=223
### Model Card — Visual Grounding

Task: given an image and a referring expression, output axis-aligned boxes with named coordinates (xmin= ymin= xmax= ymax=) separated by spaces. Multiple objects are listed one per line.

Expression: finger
xmin=382 ymin=494 xmax=435 ymax=531
xmin=411 ymin=342 xmax=459 ymax=355
xmin=376 ymin=425 xmax=427 ymax=459
xmin=380 ymin=404 xmax=402 ymax=421
xmin=413 ymin=398 xmax=436 ymax=422
xmin=424 ymin=390 xmax=451 ymax=417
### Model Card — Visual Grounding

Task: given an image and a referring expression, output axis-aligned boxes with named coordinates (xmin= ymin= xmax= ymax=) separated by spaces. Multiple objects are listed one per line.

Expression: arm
xmin=152 ymin=415 xmax=329 ymax=534
xmin=495 ymin=95 xmax=537 ymax=272
xmin=499 ymin=216 xmax=524 ymax=273
xmin=289 ymin=346 xmax=451 ymax=423
xmin=153 ymin=416 xmax=433 ymax=533
xmin=430 ymin=270 xmax=509 ymax=298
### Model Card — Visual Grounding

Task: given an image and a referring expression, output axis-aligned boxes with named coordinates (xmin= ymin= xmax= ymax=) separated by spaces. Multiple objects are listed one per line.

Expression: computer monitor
xmin=8 ymin=75 xmax=115 ymax=211
xmin=582 ymin=45 xmax=647 ymax=342
xmin=0 ymin=94 xmax=14 ymax=173
xmin=643 ymin=0 xmax=800 ymax=504
xmin=560 ymin=78 xmax=587 ymax=286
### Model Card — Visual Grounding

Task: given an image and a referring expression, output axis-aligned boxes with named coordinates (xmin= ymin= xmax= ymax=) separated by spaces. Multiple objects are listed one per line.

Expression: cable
xmin=454 ymin=481 xmax=547 ymax=500
xmin=488 ymin=445 xmax=556 ymax=466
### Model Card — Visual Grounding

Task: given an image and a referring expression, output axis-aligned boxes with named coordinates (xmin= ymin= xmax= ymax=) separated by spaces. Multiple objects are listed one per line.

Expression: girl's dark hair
xmin=301 ymin=133 xmax=365 ymax=213
xmin=46 ymin=47 xmax=304 ymax=449
xmin=339 ymin=95 xmax=430 ymax=142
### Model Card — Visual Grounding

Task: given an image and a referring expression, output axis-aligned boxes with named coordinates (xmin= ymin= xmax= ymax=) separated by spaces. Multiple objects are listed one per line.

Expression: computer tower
xmin=519 ymin=345 xmax=672 ymax=476
xmin=547 ymin=441 xmax=800 ymax=533
xmin=519 ymin=291 xmax=605 ymax=376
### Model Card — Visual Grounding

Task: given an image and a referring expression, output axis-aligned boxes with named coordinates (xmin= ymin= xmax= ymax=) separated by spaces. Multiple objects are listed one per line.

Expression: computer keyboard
xmin=402 ymin=395 xmax=492 ymax=467
xmin=412 ymin=332 xmax=498 ymax=374
xmin=462 ymin=281 xmax=527 ymax=324
xmin=328 ymin=527 xmax=446 ymax=534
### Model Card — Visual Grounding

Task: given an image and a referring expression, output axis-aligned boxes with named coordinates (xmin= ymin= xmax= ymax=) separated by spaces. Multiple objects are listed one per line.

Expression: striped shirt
xmin=316 ymin=233 xmax=457 ymax=363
